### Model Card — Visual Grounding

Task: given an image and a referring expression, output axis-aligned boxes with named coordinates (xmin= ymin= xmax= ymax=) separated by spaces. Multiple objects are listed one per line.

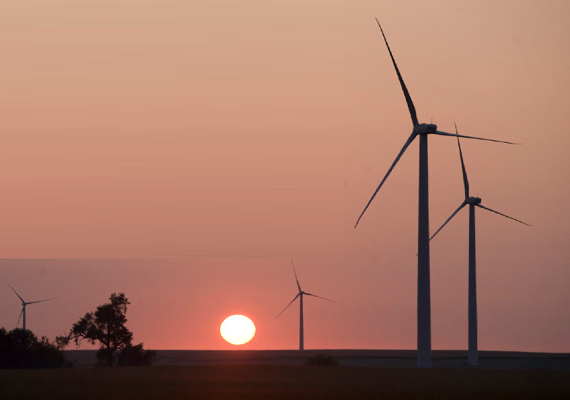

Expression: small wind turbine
xmin=429 ymin=126 xmax=530 ymax=366
xmin=354 ymin=20 xmax=516 ymax=367
xmin=3 ymin=279 xmax=57 ymax=331
xmin=275 ymin=260 xmax=334 ymax=350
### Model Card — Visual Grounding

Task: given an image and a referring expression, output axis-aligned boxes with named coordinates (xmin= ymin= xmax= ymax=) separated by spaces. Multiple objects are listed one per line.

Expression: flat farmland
xmin=2 ymin=350 xmax=569 ymax=399
xmin=1 ymin=364 xmax=570 ymax=400
xmin=66 ymin=349 xmax=570 ymax=370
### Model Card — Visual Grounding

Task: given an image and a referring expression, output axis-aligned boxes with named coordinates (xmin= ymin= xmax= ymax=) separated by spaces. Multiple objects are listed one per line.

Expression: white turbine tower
xmin=3 ymin=279 xmax=57 ymax=331
xmin=354 ymin=20 xmax=516 ymax=367
xmin=275 ymin=260 xmax=334 ymax=350
xmin=429 ymin=127 xmax=530 ymax=366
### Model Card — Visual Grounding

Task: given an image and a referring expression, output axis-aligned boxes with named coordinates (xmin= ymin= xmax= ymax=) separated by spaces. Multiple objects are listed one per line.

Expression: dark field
xmin=2 ymin=350 xmax=569 ymax=399
xmin=1 ymin=364 xmax=570 ymax=400
xmin=66 ymin=349 xmax=570 ymax=370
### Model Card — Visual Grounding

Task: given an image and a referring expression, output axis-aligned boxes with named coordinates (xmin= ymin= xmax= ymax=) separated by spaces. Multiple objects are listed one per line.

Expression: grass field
xmin=1 ymin=365 xmax=570 ymax=400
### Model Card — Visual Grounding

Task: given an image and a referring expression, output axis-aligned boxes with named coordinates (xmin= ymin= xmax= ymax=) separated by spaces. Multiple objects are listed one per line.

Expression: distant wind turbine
xmin=3 ymin=279 xmax=57 ymax=331
xmin=354 ymin=20 xmax=516 ymax=368
xmin=275 ymin=260 xmax=334 ymax=350
xmin=429 ymin=126 xmax=530 ymax=366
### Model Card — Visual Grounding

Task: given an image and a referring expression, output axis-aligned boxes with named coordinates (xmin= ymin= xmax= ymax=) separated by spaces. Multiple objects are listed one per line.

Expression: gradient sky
xmin=1 ymin=1 xmax=569 ymax=352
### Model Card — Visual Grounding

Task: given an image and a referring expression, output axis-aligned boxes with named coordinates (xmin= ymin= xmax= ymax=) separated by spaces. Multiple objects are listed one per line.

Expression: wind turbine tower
xmin=3 ymin=279 xmax=57 ymax=331
xmin=429 ymin=128 xmax=530 ymax=366
xmin=275 ymin=260 xmax=334 ymax=350
xmin=354 ymin=20 xmax=515 ymax=367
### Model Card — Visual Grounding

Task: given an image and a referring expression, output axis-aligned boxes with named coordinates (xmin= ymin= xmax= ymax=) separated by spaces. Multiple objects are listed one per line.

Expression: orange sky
xmin=1 ymin=1 xmax=569 ymax=352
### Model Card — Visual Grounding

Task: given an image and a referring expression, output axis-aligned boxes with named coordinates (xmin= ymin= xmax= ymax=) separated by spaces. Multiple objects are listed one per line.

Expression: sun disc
xmin=220 ymin=315 xmax=256 ymax=345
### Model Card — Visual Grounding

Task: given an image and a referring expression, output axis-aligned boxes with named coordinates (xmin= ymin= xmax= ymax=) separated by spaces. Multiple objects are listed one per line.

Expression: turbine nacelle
xmin=413 ymin=123 xmax=437 ymax=135
xmin=466 ymin=196 xmax=482 ymax=204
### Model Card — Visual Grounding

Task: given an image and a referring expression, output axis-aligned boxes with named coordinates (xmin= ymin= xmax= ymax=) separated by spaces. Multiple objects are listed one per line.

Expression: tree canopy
xmin=57 ymin=292 xmax=153 ymax=367
xmin=0 ymin=328 xmax=69 ymax=369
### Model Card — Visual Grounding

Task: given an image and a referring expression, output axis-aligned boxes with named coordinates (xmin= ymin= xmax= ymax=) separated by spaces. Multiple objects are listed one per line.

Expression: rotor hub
xmin=413 ymin=123 xmax=437 ymax=135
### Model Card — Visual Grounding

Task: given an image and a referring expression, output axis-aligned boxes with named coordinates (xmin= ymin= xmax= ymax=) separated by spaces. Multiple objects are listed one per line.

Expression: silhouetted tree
xmin=0 ymin=327 xmax=69 ymax=369
xmin=57 ymin=293 xmax=152 ymax=367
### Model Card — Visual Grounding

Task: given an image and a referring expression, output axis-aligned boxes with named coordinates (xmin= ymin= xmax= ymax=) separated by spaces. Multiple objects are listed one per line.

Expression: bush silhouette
xmin=117 ymin=343 xmax=156 ymax=366
xmin=304 ymin=353 xmax=338 ymax=366
xmin=0 ymin=328 xmax=69 ymax=369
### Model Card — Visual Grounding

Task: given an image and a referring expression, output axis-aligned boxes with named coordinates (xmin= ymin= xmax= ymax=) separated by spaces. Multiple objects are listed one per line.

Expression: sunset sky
xmin=1 ymin=1 xmax=569 ymax=352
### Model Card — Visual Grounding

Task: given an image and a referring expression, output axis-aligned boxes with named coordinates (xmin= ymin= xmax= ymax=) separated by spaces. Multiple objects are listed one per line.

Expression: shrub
xmin=0 ymin=327 xmax=70 ymax=369
xmin=304 ymin=353 xmax=338 ymax=366
xmin=117 ymin=343 xmax=156 ymax=366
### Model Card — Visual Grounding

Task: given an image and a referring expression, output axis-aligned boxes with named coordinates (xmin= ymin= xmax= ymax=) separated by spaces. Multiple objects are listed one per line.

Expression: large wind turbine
xmin=3 ymin=279 xmax=57 ymax=331
xmin=275 ymin=260 xmax=334 ymax=350
xmin=429 ymin=128 xmax=530 ymax=366
xmin=354 ymin=20 xmax=515 ymax=367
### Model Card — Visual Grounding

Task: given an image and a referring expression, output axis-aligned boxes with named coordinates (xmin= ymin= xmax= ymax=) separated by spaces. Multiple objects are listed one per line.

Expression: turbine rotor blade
xmin=476 ymin=204 xmax=532 ymax=226
xmin=275 ymin=294 xmax=300 ymax=319
xmin=355 ymin=132 xmax=416 ymax=228
xmin=291 ymin=259 xmax=301 ymax=292
xmin=3 ymin=279 xmax=25 ymax=304
xmin=455 ymin=123 xmax=470 ymax=199
xmin=303 ymin=292 xmax=335 ymax=303
xmin=26 ymin=297 xmax=57 ymax=305
xmin=430 ymin=202 xmax=467 ymax=241
xmin=433 ymin=131 xmax=519 ymax=145
xmin=16 ymin=308 xmax=23 ymax=328
xmin=375 ymin=19 xmax=419 ymax=127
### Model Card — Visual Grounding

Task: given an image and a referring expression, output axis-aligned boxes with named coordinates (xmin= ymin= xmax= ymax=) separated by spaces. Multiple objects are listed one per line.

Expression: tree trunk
xmin=106 ymin=346 xmax=113 ymax=367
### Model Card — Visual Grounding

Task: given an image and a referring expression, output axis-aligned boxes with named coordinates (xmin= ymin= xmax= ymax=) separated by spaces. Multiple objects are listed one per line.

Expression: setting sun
xmin=220 ymin=315 xmax=256 ymax=345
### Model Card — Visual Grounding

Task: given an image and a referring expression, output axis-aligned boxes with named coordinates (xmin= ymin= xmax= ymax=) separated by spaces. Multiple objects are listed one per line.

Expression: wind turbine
xmin=354 ymin=20 xmax=516 ymax=367
xmin=429 ymin=127 xmax=530 ymax=366
xmin=275 ymin=260 xmax=334 ymax=350
xmin=3 ymin=279 xmax=57 ymax=331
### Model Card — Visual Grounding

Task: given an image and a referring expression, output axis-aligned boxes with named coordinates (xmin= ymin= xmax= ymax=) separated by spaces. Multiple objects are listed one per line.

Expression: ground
xmin=1 ymin=350 xmax=569 ymax=399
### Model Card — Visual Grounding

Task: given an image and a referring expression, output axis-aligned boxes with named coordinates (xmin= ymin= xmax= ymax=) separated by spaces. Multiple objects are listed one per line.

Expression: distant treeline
xmin=1 ymin=292 xmax=154 ymax=369
xmin=0 ymin=328 xmax=69 ymax=369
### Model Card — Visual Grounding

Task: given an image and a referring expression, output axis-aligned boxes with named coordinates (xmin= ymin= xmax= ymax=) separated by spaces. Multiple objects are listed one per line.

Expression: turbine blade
xmin=26 ymin=297 xmax=57 ymax=305
xmin=375 ymin=19 xmax=418 ymax=127
xmin=430 ymin=202 xmax=467 ymax=241
xmin=16 ymin=308 xmax=23 ymax=328
xmin=303 ymin=292 xmax=335 ymax=303
xmin=455 ymin=123 xmax=469 ymax=199
xmin=355 ymin=132 xmax=416 ymax=228
xmin=476 ymin=204 xmax=532 ymax=226
xmin=434 ymin=131 xmax=519 ymax=145
xmin=3 ymin=279 xmax=25 ymax=304
xmin=275 ymin=294 xmax=300 ymax=319
xmin=291 ymin=259 xmax=301 ymax=292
